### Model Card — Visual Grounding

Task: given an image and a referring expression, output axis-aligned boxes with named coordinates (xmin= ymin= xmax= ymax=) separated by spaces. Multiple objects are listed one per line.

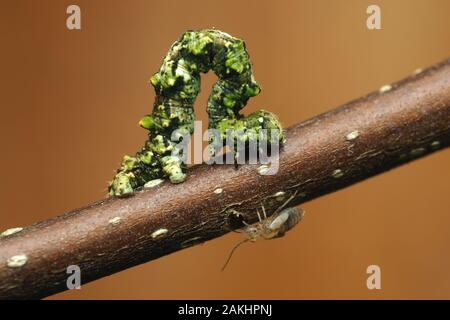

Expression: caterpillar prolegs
xmin=109 ymin=29 xmax=284 ymax=196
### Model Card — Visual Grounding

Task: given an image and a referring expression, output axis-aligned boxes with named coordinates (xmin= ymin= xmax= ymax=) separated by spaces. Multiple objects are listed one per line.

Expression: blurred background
xmin=0 ymin=0 xmax=449 ymax=299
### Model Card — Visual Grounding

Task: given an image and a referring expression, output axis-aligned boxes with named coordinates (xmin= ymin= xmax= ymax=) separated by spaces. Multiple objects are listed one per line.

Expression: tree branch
xmin=1 ymin=58 xmax=449 ymax=300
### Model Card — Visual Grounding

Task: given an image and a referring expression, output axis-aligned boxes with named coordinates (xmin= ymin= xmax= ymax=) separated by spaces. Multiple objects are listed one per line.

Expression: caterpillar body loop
xmin=109 ymin=29 xmax=284 ymax=197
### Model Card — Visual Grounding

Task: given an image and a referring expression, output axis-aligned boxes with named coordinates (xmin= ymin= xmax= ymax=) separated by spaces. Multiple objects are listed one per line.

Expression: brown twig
xmin=0 ymin=58 xmax=449 ymax=300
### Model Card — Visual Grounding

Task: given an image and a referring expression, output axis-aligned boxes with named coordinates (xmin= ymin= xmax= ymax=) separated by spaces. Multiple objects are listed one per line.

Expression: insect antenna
xmin=221 ymin=238 xmax=250 ymax=271
xmin=272 ymin=190 xmax=299 ymax=215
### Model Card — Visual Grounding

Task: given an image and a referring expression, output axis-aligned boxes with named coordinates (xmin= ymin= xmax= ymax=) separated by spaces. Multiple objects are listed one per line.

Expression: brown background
xmin=1 ymin=0 xmax=449 ymax=299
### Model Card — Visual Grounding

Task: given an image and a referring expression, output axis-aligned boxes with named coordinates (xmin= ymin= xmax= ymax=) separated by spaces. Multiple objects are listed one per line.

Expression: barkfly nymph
xmin=222 ymin=191 xmax=305 ymax=270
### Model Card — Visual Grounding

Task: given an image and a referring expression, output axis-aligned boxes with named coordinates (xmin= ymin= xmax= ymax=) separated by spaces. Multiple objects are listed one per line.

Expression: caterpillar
xmin=109 ymin=29 xmax=284 ymax=197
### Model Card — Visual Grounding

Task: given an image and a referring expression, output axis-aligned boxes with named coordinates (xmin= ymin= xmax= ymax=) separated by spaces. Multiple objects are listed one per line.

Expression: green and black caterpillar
xmin=109 ymin=29 xmax=284 ymax=196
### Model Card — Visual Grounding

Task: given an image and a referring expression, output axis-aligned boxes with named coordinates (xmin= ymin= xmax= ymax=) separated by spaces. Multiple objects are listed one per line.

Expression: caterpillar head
xmin=109 ymin=172 xmax=134 ymax=197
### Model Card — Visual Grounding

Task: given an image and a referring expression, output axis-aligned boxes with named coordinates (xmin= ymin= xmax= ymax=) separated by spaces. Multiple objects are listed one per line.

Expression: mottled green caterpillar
xmin=109 ymin=29 xmax=284 ymax=196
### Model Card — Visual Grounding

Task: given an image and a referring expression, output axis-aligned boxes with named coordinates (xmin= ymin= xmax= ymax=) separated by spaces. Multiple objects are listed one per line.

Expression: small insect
xmin=222 ymin=191 xmax=305 ymax=270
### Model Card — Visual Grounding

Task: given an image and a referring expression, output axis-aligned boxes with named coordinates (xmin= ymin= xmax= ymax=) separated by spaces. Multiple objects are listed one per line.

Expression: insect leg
xmin=256 ymin=209 xmax=263 ymax=222
xmin=273 ymin=190 xmax=299 ymax=215
xmin=261 ymin=205 xmax=268 ymax=219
